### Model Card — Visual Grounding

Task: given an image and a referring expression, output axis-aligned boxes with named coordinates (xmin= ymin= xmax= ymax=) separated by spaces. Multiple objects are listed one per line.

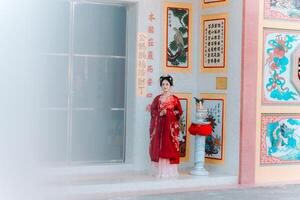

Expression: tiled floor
xmin=107 ymin=184 xmax=300 ymax=200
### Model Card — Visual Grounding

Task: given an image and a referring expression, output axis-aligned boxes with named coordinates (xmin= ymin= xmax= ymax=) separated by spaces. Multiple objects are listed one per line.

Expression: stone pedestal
xmin=190 ymin=135 xmax=209 ymax=176
xmin=188 ymin=98 xmax=212 ymax=176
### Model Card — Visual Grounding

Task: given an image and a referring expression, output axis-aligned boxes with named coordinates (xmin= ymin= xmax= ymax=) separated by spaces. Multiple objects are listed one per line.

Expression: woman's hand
xmin=159 ymin=109 xmax=167 ymax=116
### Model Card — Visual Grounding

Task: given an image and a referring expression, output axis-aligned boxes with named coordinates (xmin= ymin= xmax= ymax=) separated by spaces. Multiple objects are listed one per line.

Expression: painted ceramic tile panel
xmin=263 ymin=29 xmax=300 ymax=104
xmin=176 ymin=93 xmax=191 ymax=162
xmin=178 ymin=98 xmax=188 ymax=158
xmin=204 ymin=0 xmax=225 ymax=2
xmin=202 ymin=0 xmax=228 ymax=8
xmin=297 ymin=57 xmax=300 ymax=81
xmin=201 ymin=14 xmax=228 ymax=73
xmin=265 ymin=0 xmax=300 ymax=21
xmin=167 ymin=7 xmax=190 ymax=68
xmin=261 ymin=114 xmax=300 ymax=164
xmin=298 ymin=58 xmax=300 ymax=79
xmin=204 ymin=98 xmax=224 ymax=160
xmin=203 ymin=18 xmax=225 ymax=68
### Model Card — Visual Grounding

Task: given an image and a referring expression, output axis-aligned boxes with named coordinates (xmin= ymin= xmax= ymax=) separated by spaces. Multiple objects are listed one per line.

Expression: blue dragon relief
xmin=270 ymin=0 xmax=300 ymax=18
xmin=267 ymin=118 xmax=300 ymax=160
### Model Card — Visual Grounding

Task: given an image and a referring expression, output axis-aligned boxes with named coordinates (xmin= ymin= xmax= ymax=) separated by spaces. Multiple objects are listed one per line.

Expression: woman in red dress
xmin=149 ymin=74 xmax=183 ymax=178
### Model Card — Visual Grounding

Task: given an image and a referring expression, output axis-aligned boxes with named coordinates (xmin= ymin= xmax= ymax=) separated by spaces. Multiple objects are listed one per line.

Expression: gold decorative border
xmin=200 ymin=93 xmax=227 ymax=164
xmin=175 ymin=92 xmax=192 ymax=162
xmin=200 ymin=13 xmax=228 ymax=73
xmin=163 ymin=2 xmax=193 ymax=73
xmin=201 ymin=0 xmax=229 ymax=9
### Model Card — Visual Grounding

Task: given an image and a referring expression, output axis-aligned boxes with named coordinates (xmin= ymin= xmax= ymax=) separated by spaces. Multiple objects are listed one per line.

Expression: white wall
xmin=198 ymin=0 xmax=243 ymax=175
xmin=124 ymin=0 xmax=243 ymax=176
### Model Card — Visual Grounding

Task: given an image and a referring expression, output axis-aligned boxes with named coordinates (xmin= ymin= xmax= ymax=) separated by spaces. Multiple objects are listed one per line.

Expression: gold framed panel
xmin=174 ymin=92 xmax=192 ymax=162
xmin=163 ymin=2 xmax=193 ymax=73
xmin=200 ymin=13 xmax=228 ymax=73
xmin=200 ymin=93 xmax=227 ymax=164
xmin=201 ymin=0 xmax=229 ymax=9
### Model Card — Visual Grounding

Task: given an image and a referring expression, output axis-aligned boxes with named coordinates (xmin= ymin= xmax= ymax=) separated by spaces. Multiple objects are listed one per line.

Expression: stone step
xmin=55 ymin=170 xmax=238 ymax=199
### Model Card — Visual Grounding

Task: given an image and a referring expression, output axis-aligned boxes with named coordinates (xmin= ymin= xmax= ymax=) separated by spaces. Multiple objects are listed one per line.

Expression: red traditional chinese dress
xmin=149 ymin=94 xmax=183 ymax=177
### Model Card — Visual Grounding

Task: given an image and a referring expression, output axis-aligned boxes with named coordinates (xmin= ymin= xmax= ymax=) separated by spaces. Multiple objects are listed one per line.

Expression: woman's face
xmin=161 ymin=80 xmax=171 ymax=93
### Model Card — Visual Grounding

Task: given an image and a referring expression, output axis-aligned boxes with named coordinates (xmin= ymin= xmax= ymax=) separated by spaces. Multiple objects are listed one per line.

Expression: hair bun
xmin=159 ymin=74 xmax=174 ymax=86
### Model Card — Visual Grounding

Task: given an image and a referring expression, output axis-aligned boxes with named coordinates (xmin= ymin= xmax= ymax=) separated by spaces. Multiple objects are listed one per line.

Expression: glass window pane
xmin=72 ymin=56 xmax=106 ymax=108
xmin=71 ymin=57 xmax=125 ymax=162
xmin=36 ymin=2 xmax=127 ymax=164
xmin=107 ymin=58 xmax=126 ymax=109
xmin=73 ymin=4 xmax=126 ymax=56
